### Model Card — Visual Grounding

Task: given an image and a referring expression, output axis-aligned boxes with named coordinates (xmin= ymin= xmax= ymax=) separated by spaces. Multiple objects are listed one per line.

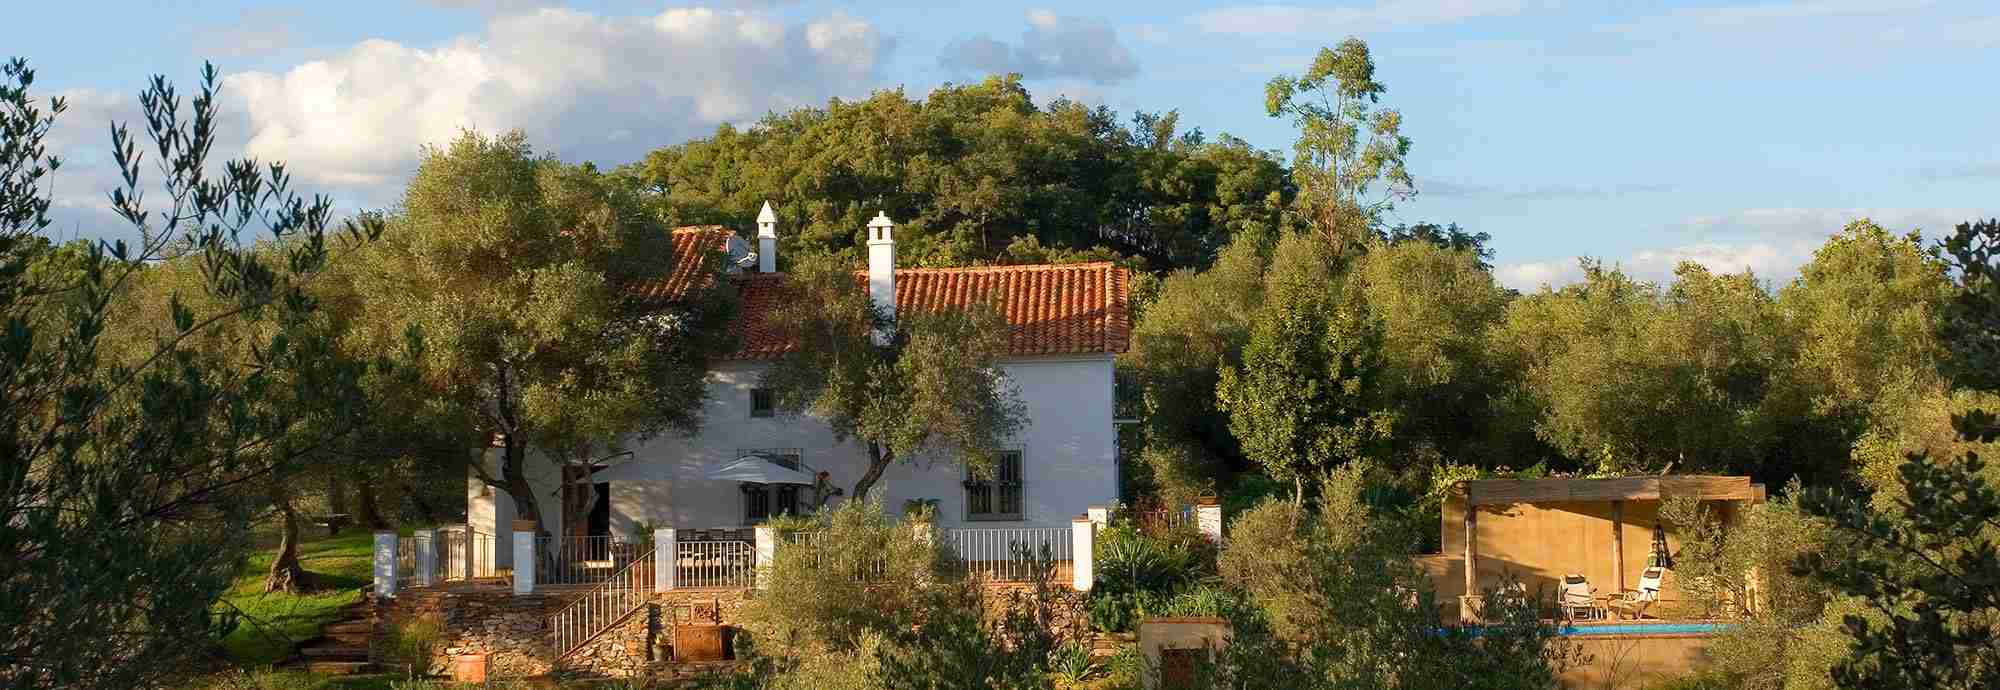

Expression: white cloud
xmin=1190 ymin=0 xmax=1549 ymax=36
xmin=1495 ymin=205 xmax=1995 ymax=291
xmin=940 ymin=11 xmax=1139 ymax=85
xmin=225 ymin=7 xmax=889 ymax=189
xmin=1679 ymin=206 xmax=1986 ymax=238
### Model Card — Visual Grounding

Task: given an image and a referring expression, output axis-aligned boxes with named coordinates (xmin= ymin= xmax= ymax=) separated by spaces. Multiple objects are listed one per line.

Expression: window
xmin=739 ymin=449 xmax=804 ymax=523
xmin=965 ymin=451 xmax=1023 ymax=521
xmin=750 ymin=389 xmax=775 ymax=418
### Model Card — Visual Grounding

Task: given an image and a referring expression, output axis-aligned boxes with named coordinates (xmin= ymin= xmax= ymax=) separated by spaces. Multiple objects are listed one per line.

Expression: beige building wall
xmin=1560 ymin=634 xmax=1714 ymax=689
xmin=1431 ymin=497 xmax=1738 ymax=608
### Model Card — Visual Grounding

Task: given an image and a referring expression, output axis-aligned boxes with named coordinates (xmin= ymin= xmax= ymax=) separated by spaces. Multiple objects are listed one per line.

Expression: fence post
xmin=655 ymin=527 xmax=677 ymax=592
xmin=1086 ymin=505 xmax=1112 ymax=533
xmin=1071 ymin=515 xmax=1094 ymax=592
xmin=412 ymin=529 xmax=438 ymax=587
xmin=754 ymin=525 xmax=777 ymax=590
xmin=1196 ymin=497 xmax=1223 ymax=545
xmin=451 ymin=524 xmax=475 ymax=581
xmin=511 ymin=519 xmax=537 ymax=595
xmin=373 ymin=531 xmax=398 ymax=598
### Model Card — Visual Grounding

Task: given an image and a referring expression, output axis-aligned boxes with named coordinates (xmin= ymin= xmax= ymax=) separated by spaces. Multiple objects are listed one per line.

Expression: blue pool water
xmin=1446 ymin=622 xmax=1731 ymax=638
xmin=1559 ymin=622 xmax=1728 ymax=636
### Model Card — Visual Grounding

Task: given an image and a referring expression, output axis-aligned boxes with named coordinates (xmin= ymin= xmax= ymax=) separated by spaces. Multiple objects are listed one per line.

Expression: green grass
xmin=219 ymin=531 xmax=377 ymax=666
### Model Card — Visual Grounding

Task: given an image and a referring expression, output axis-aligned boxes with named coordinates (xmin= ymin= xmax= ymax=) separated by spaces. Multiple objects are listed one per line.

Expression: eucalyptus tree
xmin=1264 ymin=38 xmax=1416 ymax=255
xmin=1 ymin=59 xmax=384 ymax=687
xmin=344 ymin=130 xmax=734 ymax=537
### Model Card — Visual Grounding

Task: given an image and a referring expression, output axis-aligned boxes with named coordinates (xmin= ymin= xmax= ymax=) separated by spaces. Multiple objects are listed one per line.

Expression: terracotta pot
xmin=451 ymin=653 xmax=488 ymax=683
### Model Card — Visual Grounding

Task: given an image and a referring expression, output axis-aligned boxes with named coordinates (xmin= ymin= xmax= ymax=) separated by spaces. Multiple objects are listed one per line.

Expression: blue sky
xmin=15 ymin=0 xmax=1998 ymax=289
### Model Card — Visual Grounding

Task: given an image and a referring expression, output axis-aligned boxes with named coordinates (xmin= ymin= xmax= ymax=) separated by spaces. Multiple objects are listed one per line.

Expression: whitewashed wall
xmin=467 ymin=354 xmax=1118 ymax=547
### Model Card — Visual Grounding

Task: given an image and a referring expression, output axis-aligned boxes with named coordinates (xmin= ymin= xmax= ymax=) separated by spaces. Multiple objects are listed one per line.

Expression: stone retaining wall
xmin=375 ymin=583 xmax=1082 ymax=680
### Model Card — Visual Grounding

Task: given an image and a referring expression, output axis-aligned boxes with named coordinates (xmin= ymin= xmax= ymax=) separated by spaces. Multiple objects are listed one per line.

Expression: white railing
xmin=780 ymin=531 xmax=888 ymax=582
xmin=944 ymin=527 xmax=1072 ymax=582
xmin=396 ymin=535 xmax=418 ymax=580
xmin=675 ymin=540 xmax=756 ymax=588
xmin=549 ymin=547 xmax=656 ymax=659
xmin=440 ymin=528 xmax=496 ymax=580
xmin=536 ymin=536 xmax=638 ymax=586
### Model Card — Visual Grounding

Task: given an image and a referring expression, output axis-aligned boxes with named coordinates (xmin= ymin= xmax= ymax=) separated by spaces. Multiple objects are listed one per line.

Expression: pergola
xmin=1457 ymin=475 xmax=1765 ymax=617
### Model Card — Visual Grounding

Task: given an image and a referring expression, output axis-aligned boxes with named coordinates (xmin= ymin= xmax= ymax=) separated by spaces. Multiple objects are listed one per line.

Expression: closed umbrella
xmin=1647 ymin=521 xmax=1673 ymax=569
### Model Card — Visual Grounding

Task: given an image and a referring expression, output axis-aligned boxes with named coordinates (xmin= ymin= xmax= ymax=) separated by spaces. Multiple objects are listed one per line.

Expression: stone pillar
xmin=412 ymin=529 xmax=438 ymax=588
xmin=512 ymin=519 xmax=537 ymax=595
xmin=373 ymin=531 xmax=398 ymax=598
xmin=1195 ymin=498 xmax=1223 ymax=544
xmin=754 ymin=525 xmax=778 ymax=590
xmin=1071 ymin=515 xmax=1095 ymax=592
xmin=655 ymin=527 xmax=678 ymax=592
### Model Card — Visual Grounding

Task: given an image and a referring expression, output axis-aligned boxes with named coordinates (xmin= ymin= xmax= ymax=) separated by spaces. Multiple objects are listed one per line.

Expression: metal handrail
xmin=943 ymin=527 xmax=1072 ymax=582
xmin=548 ymin=546 xmax=656 ymax=659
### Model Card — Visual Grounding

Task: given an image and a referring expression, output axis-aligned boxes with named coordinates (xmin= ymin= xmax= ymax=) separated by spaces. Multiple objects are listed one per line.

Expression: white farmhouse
xmin=467 ymin=204 xmax=1130 ymax=553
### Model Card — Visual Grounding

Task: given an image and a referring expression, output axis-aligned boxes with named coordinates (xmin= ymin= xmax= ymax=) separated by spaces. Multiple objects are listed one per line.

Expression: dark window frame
xmin=749 ymin=389 xmax=775 ymax=418
xmin=964 ymin=450 xmax=1024 ymax=522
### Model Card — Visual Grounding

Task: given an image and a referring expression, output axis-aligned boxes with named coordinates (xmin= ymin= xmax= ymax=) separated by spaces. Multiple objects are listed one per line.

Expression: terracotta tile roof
xmin=655 ymin=227 xmax=1130 ymax=360
xmin=629 ymin=226 xmax=735 ymax=306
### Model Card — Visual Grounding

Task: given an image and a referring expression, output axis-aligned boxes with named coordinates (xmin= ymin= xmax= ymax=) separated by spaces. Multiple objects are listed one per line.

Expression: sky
xmin=13 ymin=0 xmax=1999 ymax=290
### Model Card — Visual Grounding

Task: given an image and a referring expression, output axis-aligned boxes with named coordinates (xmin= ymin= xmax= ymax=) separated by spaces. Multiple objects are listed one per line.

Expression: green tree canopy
xmin=618 ymin=75 xmax=1289 ymax=271
xmin=1218 ymin=233 xmax=1394 ymax=504
xmin=344 ymin=130 xmax=732 ymax=535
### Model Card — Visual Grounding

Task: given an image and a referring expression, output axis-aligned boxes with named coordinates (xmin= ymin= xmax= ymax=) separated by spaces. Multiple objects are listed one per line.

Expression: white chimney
xmin=867 ymin=211 xmax=896 ymax=332
xmin=756 ymin=201 xmax=778 ymax=274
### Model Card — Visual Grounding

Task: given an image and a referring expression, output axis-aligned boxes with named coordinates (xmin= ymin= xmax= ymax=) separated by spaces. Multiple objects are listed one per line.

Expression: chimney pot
xmin=756 ymin=201 xmax=778 ymax=273
xmin=866 ymin=211 xmax=896 ymax=340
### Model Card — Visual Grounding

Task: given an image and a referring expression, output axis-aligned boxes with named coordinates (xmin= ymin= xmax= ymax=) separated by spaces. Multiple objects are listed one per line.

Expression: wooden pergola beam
xmin=1462 ymin=476 xmax=1754 ymax=506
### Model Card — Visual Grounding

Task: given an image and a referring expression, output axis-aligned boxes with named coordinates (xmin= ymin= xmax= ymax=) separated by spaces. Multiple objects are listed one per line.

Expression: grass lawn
xmin=219 ymin=530 xmax=377 ymax=666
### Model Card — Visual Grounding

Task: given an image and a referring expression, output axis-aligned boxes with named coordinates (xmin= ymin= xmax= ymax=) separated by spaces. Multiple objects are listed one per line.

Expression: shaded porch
xmin=1421 ymin=475 xmax=1766 ymax=625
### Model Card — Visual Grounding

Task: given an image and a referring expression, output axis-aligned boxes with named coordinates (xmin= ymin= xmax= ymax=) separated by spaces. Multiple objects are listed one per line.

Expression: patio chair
xmin=1560 ymin=574 xmax=1603 ymax=621
xmin=1609 ymin=567 xmax=1666 ymax=620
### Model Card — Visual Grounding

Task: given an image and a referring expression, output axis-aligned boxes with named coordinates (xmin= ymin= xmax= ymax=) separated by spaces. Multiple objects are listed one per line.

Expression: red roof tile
xmin=656 ymin=227 xmax=1130 ymax=360
xmin=629 ymin=226 xmax=734 ymax=306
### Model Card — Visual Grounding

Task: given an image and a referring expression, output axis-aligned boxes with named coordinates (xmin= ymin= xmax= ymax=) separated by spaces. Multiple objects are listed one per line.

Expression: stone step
xmin=299 ymin=645 xmax=369 ymax=661
xmin=323 ymin=618 xmax=373 ymax=631
xmin=302 ymin=660 xmax=375 ymax=675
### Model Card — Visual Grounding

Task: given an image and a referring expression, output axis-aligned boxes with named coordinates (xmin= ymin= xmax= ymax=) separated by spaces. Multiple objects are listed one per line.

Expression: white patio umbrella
xmin=705 ymin=454 xmax=817 ymax=485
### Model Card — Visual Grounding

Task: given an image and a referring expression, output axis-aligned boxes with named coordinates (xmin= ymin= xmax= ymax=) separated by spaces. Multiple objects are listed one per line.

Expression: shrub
xmin=382 ymin=616 xmax=444 ymax=678
xmin=739 ymin=497 xmax=956 ymax=655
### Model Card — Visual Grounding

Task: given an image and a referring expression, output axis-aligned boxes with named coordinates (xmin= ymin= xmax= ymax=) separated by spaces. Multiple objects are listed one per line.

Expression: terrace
xmin=1418 ymin=475 xmax=1766 ymax=626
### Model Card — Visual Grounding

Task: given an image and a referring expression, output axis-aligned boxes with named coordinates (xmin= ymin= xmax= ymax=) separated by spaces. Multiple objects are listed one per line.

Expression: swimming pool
xmin=1559 ymin=622 xmax=1729 ymax=636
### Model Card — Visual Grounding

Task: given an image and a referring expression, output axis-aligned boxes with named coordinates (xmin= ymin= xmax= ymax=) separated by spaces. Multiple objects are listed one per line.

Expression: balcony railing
xmin=535 ymin=536 xmax=641 ymax=586
xmin=943 ymin=527 xmax=1072 ymax=583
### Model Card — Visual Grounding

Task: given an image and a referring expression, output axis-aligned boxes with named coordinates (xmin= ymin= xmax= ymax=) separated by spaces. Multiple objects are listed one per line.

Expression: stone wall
xmin=372 ymin=587 xmax=562 ymax=678
xmin=375 ymin=583 xmax=1082 ymax=680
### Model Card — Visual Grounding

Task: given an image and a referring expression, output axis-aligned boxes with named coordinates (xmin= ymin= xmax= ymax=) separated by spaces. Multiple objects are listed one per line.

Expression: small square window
xmin=750 ymin=389 xmax=775 ymax=417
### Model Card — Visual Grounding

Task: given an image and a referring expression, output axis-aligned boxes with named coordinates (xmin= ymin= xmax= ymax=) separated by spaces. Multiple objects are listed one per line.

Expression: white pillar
xmin=412 ymin=529 xmax=438 ymax=587
xmin=511 ymin=519 xmax=536 ymax=595
xmin=754 ymin=525 xmax=778 ymax=590
xmin=1195 ymin=498 xmax=1223 ymax=545
xmin=373 ymin=531 xmax=398 ymax=598
xmin=655 ymin=528 xmax=678 ymax=592
xmin=1071 ymin=516 xmax=1095 ymax=592
xmin=1086 ymin=505 xmax=1113 ymax=532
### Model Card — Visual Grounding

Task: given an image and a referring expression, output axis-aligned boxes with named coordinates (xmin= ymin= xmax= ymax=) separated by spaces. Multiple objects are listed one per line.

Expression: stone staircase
xmin=289 ymin=601 xmax=376 ymax=675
